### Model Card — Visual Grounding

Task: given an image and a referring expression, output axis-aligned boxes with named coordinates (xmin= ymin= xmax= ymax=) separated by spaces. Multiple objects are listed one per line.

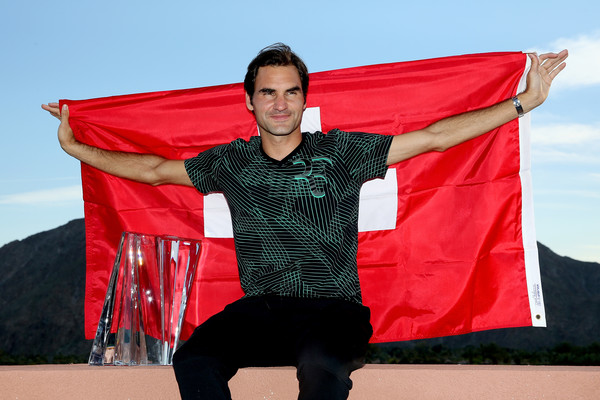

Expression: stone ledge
xmin=1 ymin=364 xmax=599 ymax=399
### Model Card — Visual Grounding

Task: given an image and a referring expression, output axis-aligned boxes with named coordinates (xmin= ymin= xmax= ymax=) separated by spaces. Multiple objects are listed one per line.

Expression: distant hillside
xmin=0 ymin=219 xmax=598 ymax=362
xmin=0 ymin=219 xmax=89 ymax=361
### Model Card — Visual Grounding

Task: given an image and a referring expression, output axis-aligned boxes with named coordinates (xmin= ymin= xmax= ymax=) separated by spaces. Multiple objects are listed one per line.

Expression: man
xmin=43 ymin=43 xmax=567 ymax=399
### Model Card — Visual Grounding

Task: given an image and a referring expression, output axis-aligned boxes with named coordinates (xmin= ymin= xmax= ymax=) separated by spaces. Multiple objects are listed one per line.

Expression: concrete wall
xmin=1 ymin=364 xmax=599 ymax=399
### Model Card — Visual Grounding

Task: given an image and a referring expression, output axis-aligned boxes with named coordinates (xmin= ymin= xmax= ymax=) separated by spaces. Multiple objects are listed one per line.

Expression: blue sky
xmin=1 ymin=1 xmax=599 ymax=263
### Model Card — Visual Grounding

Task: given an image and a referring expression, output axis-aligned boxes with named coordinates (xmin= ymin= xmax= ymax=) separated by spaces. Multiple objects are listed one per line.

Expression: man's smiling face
xmin=246 ymin=65 xmax=306 ymax=138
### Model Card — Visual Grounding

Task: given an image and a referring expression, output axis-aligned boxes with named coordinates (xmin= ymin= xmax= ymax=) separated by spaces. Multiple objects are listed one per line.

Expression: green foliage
xmin=549 ymin=342 xmax=600 ymax=365
xmin=0 ymin=349 xmax=88 ymax=365
xmin=365 ymin=342 xmax=600 ymax=365
xmin=3 ymin=342 xmax=600 ymax=365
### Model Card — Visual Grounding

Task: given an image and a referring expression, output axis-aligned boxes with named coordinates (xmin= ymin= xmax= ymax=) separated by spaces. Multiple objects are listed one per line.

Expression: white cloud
xmin=531 ymin=148 xmax=600 ymax=164
xmin=531 ymin=123 xmax=600 ymax=145
xmin=530 ymin=122 xmax=600 ymax=164
xmin=0 ymin=185 xmax=83 ymax=205
xmin=531 ymin=31 xmax=600 ymax=89
xmin=555 ymin=189 xmax=600 ymax=199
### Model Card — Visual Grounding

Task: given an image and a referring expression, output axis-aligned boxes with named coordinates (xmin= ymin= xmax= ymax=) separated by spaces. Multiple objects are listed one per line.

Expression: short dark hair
xmin=244 ymin=43 xmax=309 ymax=101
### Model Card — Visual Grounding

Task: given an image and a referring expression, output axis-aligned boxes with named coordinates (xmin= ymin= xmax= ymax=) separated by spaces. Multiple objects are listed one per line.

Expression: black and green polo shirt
xmin=185 ymin=129 xmax=393 ymax=304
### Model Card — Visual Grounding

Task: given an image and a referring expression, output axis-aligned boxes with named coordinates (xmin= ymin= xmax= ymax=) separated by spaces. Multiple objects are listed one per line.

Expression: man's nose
xmin=273 ymin=95 xmax=287 ymax=111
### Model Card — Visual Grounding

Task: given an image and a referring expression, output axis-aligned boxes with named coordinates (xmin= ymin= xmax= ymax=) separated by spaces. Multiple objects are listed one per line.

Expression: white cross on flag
xmin=203 ymin=106 xmax=399 ymax=238
xmin=64 ymin=51 xmax=545 ymax=342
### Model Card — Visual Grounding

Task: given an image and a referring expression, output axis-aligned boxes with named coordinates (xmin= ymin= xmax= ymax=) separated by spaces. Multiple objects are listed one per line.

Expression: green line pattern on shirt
xmin=185 ymin=129 xmax=393 ymax=304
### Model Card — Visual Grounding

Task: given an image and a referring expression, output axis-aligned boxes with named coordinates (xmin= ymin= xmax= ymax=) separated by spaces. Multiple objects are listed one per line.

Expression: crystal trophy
xmin=89 ymin=232 xmax=201 ymax=366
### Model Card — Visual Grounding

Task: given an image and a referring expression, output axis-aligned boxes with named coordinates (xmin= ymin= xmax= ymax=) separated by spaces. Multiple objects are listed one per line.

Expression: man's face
xmin=246 ymin=65 xmax=306 ymax=138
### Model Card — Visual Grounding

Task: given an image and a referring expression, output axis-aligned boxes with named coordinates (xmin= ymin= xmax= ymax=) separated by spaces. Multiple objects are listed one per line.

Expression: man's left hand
xmin=522 ymin=49 xmax=568 ymax=112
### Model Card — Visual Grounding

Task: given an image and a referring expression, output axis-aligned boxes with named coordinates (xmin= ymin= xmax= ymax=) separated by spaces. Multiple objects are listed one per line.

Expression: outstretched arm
xmin=386 ymin=50 xmax=568 ymax=165
xmin=42 ymin=103 xmax=193 ymax=187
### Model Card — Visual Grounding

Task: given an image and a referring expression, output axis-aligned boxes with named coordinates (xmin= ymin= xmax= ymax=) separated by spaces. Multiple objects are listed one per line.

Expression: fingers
xmin=549 ymin=61 xmax=567 ymax=80
xmin=528 ymin=53 xmax=544 ymax=82
xmin=56 ymin=104 xmax=76 ymax=149
xmin=539 ymin=49 xmax=568 ymax=72
xmin=529 ymin=49 xmax=568 ymax=84
xmin=60 ymin=104 xmax=70 ymax=123
xmin=58 ymin=105 xmax=73 ymax=137
xmin=41 ymin=102 xmax=61 ymax=119
xmin=528 ymin=52 xmax=540 ymax=70
xmin=539 ymin=49 xmax=568 ymax=61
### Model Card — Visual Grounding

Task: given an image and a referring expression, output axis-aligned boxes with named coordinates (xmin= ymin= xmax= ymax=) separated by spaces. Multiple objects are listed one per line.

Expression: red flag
xmin=61 ymin=52 xmax=545 ymax=342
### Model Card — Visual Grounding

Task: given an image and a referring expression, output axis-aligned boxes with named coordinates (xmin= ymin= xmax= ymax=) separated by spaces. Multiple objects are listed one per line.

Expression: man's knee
xmin=172 ymin=344 xmax=200 ymax=375
xmin=173 ymin=348 xmax=234 ymax=378
xmin=172 ymin=352 xmax=237 ymax=400
xmin=297 ymin=360 xmax=353 ymax=400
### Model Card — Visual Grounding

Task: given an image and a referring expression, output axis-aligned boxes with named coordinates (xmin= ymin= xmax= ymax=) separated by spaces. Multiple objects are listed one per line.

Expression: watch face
xmin=513 ymin=97 xmax=524 ymax=117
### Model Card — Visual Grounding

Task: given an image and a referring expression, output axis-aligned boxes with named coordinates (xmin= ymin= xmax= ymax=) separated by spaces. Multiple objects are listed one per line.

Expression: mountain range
xmin=0 ymin=219 xmax=598 ymax=361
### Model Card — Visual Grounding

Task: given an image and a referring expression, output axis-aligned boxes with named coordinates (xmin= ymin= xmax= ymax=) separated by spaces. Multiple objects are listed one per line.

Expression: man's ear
xmin=245 ymin=93 xmax=254 ymax=112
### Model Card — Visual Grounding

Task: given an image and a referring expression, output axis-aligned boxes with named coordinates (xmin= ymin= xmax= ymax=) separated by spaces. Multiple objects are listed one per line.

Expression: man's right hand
xmin=41 ymin=102 xmax=76 ymax=152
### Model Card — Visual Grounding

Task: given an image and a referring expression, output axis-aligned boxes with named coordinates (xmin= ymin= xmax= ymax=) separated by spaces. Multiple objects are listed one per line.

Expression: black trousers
xmin=172 ymin=295 xmax=373 ymax=400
